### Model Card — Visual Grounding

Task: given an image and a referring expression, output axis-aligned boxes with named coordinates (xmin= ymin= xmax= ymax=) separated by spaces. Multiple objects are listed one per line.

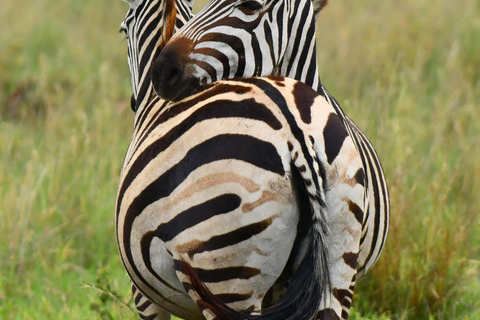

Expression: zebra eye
xmin=238 ymin=0 xmax=262 ymax=13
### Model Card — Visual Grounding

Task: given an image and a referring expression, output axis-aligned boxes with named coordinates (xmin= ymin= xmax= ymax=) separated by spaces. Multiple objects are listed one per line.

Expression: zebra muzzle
xmin=151 ymin=39 xmax=197 ymax=101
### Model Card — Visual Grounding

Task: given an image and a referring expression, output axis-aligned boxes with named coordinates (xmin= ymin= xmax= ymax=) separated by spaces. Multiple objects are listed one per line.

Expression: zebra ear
xmin=313 ymin=0 xmax=329 ymax=20
xmin=123 ymin=0 xmax=143 ymax=8
xmin=183 ymin=0 xmax=194 ymax=10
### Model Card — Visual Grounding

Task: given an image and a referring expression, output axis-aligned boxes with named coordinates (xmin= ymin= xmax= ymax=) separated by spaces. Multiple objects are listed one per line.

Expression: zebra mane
xmin=313 ymin=0 xmax=329 ymax=20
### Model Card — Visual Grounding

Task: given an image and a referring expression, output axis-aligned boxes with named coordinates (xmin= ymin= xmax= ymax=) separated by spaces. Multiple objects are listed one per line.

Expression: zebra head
xmin=120 ymin=0 xmax=194 ymax=111
xmin=151 ymin=0 xmax=328 ymax=101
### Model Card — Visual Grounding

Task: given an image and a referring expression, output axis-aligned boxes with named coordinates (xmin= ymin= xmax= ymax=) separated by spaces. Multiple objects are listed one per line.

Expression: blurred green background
xmin=0 ymin=0 xmax=479 ymax=319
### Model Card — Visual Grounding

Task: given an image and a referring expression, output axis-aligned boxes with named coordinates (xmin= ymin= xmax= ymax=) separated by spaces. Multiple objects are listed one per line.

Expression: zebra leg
xmin=317 ymin=171 xmax=363 ymax=319
xmin=131 ymin=282 xmax=172 ymax=320
xmin=314 ymin=201 xmax=362 ymax=320
xmin=311 ymin=115 xmax=364 ymax=319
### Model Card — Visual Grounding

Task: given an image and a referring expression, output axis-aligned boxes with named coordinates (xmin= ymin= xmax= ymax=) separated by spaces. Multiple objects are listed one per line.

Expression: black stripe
xmin=294 ymin=18 xmax=316 ymax=81
xmin=155 ymin=194 xmax=242 ymax=242
xmin=139 ymin=314 xmax=156 ymax=320
xmin=276 ymin=2 xmax=284 ymax=60
xmin=193 ymin=47 xmax=231 ymax=79
xmin=263 ymin=21 xmax=276 ymax=69
xmin=251 ymin=33 xmax=263 ymax=75
xmin=134 ymin=292 xmax=143 ymax=305
xmin=355 ymin=168 xmax=365 ymax=187
xmin=183 ymin=216 xmax=276 ymax=256
xmin=175 ymin=18 xmax=184 ymax=29
xmin=342 ymin=252 xmax=359 ymax=270
xmin=175 ymin=262 xmax=260 ymax=283
xmin=136 ymin=300 xmax=152 ymax=312
xmin=305 ymin=43 xmax=317 ymax=86
xmin=361 ymin=126 xmax=388 ymax=249
xmin=321 ymin=87 xmax=388 ymax=273
xmin=138 ymin=31 xmax=160 ymax=77
xmin=138 ymin=1 xmax=162 ymax=70
xmin=138 ymin=13 xmax=161 ymax=65
xmin=134 ymin=73 xmax=153 ymax=125
xmin=124 ymin=133 xmax=284 ymax=242
xmin=192 ymin=58 xmax=220 ymax=82
xmin=347 ymin=200 xmax=364 ymax=224
xmin=323 ymin=113 xmax=348 ymax=164
xmin=292 ymin=81 xmax=315 ymax=124
xmin=215 ymin=292 xmax=254 ymax=303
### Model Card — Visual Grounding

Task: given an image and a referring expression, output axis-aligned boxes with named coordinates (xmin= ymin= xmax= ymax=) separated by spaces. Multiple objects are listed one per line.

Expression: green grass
xmin=1 ymin=0 xmax=479 ymax=319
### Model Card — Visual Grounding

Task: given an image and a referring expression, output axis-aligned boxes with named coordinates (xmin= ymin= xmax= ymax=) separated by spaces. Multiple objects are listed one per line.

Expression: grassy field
xmin=0 ymin=0 xmax=479 ymax=319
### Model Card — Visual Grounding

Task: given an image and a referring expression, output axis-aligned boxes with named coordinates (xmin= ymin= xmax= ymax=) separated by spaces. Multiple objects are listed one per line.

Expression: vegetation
xmin=0 ymin=0 xmax=478 ymax=319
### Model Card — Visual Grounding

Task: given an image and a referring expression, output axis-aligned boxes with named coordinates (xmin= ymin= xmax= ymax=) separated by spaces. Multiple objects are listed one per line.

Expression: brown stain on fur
xmin=241 ymin=190 xmax=276 ymax=213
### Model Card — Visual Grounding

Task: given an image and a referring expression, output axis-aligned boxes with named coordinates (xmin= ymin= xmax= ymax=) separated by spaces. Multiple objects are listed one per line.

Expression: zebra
xmin=151 ymin=0 xmax=389 ymax=281
xmin=120 ymin=0 xmax=193 ymax=113
xmin=118 ymin=0 xmax=195 ymax=318
xmin=117 ymin=75 xmax=366 ymax=320
xmin=117 ymin=0 xmax=368 ymax=319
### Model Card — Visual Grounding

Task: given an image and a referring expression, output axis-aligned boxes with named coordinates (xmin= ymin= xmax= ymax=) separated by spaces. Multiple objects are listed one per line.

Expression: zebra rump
xmin=117 ymin=75 xmax=365 ymax=319
xmin=181 ymin=230 xmax=329 ymax=320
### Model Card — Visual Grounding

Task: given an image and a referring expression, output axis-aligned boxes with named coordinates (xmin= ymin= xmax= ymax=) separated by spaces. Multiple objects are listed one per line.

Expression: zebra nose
xmin=151 ymin=50 xmax=184 ymax=101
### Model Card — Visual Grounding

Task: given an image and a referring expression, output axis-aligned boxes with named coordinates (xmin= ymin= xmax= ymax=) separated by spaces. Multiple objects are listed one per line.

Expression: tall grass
xmin=0 ymin=0 xmax=136 ymax=318
xmin=0 ymin=0 xmax=478 ymax=319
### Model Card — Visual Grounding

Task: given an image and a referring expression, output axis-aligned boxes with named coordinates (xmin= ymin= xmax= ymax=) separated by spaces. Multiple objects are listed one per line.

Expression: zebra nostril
xmin=151 ymin=50 xmax=185 ymax=100
xmin=165 ymin=63 xmax=181 ymax=86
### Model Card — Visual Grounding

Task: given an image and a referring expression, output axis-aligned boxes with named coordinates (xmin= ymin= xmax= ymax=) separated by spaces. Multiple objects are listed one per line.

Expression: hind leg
xmin=315 ymin=137 xmax=364 ymax=319
xmin=317 ymin=205 xmax=361 ymax=320
xmin=316 ymin=222 xmax=358 ymax=320
xmin=314 ymin=215 xmax=361 ymax=320
xmin=315 ymin=273 xmax=358 ymax=320
xmin=131 ymin=282 xmax=171 ymax=320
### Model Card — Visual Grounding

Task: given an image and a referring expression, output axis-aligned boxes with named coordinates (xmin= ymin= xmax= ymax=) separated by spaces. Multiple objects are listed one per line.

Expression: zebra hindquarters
xmin=117 ymin=82 xmax=304 ymax=319
xmin=167 ymin=154 xmax=301 ymax=318
xmin=118 ymin=78 xmax=367 ymax=319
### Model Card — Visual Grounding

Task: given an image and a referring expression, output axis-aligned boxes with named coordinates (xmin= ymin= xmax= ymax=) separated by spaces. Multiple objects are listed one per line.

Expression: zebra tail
xmin=181 ymin=178 xmax=331 ymax=320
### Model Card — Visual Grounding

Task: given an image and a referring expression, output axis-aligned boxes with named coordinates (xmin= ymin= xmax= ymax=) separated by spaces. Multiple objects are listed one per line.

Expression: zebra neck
xmin=130 ymin=1 xmax=193 ymax=113
xmin=282 ymin=14 xmax=322 ymax=93
xmin=133 ymin=70 xmax=155 ymax=113
xmin=283 ymin=49 xmax=322 ymax=93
